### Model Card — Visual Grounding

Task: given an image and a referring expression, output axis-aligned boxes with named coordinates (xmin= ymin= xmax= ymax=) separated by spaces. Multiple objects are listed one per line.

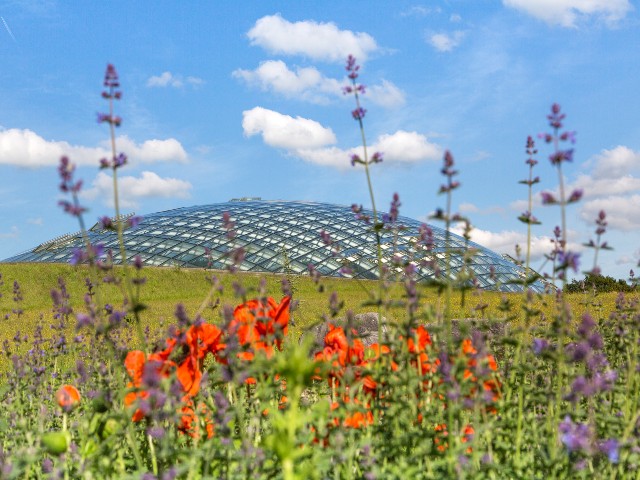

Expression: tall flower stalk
xmin=343 ymin=55 xmax=386 ymax=345
xmin=539 ymin=103 xmax=582 ymax=287
xmin=518 ymin=136 xmax=541 ymax=274
xmin=97 ymin=64 xmax=146 ymax=345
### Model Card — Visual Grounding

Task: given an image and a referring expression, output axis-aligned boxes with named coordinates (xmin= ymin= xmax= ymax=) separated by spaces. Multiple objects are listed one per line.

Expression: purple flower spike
xmin=104 ymin=64 xmax=119 ymax=88
xmin=567 ymin=188 xmax=583 ymax=203
xmin=345 ymin=55 xmax=360 ymax=79
xmin=113 ymin=153 xmax=127 ymax=168
xmin=540 ymin=191 xmax=557 ymax=205
xmin=99 ymin=216 xmax=113 ymax=229
xmin=352 ymin=107 xmax=366 ymax=120
xmin=559 ymin=416 xmax=593 ymax=454
xmin=599 ymin=439 xmax=619 ymax=463
xmin=127 ymin=215 xmax=143 ymax=228
xmin=532 ymin=338 xmax=549 ymax=355
xmin=558 ymin=251 xmax=580 ymax=273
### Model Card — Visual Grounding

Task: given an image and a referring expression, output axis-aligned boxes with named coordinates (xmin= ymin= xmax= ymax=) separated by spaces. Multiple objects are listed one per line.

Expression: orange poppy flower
xmin=124 ymin=349 xmax=177 ymax=421
xmin=186 ymin=323 xmax=225 ymax=361
xmin=179 ymin=400 xmax=214 ymax=439
xmin=56 ymin=385 xmax=81 ymax=410
xmin=230 ymin=297 xmax=291 ymax=349
xmin=407 ymin=326 xmax=432 ymax=353
xmin=330 ymin=399 xmax=373 ymax=429
xmin=461 ymin=338 xmax=477 ymax=355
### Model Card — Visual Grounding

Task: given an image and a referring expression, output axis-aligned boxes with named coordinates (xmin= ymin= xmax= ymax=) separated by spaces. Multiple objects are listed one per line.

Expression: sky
xmin=0 ymin=0 xmax=639 ymax=281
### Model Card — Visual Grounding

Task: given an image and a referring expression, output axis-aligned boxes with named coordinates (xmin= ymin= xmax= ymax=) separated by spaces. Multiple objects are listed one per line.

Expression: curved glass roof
xmin=3 ymin=199 xmax=543 ymax=292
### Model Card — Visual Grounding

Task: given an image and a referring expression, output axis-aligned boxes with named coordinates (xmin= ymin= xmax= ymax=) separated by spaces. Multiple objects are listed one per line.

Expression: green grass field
xmin=0 ymin=262 xmax=621 ymax=353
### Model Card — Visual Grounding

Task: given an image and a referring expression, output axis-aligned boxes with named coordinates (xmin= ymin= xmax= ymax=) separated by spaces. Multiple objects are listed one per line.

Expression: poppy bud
xmin=41 ymin=431 xmax=70 ymax=455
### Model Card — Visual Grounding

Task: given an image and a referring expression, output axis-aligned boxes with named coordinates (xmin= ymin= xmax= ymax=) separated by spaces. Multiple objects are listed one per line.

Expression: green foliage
xmin=565 ymin=273 xmax=635 ymax=293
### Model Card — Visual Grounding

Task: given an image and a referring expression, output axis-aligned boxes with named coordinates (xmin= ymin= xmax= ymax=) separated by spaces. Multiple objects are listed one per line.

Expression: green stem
xmin=125 ymin=425 xmax=144 ymax=472
xmin=351 ymin=84 xmax=386 ymax=356
xmin=147 ymin=433 xmax=158 ymax=476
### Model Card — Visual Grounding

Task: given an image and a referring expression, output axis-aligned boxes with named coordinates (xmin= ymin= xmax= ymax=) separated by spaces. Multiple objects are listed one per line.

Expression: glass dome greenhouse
xmin=2 ymin=199 xmax=543 ymax=292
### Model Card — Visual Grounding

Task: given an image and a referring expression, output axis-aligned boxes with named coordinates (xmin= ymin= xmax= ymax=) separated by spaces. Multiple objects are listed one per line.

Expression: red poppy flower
xmin=230 ymin=297 xmax=291 ymax=349
xmin=56 ymin=385 xmax=81 ymax=411
xmin=179 ymin=400 xmax=214 ymax=439
xmin=123 ymin=349 xmax=177 ymax=421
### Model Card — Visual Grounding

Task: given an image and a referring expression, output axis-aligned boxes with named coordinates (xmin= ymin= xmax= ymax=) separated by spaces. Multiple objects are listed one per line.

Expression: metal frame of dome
xmin=3 ymin=199 xmax=544 ymax=292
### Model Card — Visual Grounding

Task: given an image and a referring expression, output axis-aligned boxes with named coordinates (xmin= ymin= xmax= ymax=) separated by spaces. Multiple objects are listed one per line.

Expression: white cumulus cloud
xmin=233 ymin=60 xmax=341 ymax=103
xmin=115 ymin=136 xmax=188 ymax=164
xmin=147 ymin=71 xmax=204 ymax=88
xmin=0 ymin=129 xmax=187 ymax=167
xmin=234 ymin=60 xmax=405 ymax=107
xmin=243 ymin=107 xmax=441 ymax=169
xmin=242 ymin=107 xmax=337 ymax=150
xmin=367 ymin=80 xmax=406 ymax=108
xmin=295 ymin=130 xmax=441 ymax=168
xmin=589 ymin=145 xmax=640 ymax=179
xmin=247 ymin=14 xmax=378 ymax=63
xmin=580 ymin=195 xmax=640 ymax=232
xmin=503 ymin=0 xmax=632 ymax=27
xmin=428 ymin=31 xmax=465 ymax=52
xmin=83 ymin=171 xmax=192 ymax=209
xmin=373 ymin=131 xmax=441 ymax=163
xmin=450 ymin=225 xmax=582 ymax=263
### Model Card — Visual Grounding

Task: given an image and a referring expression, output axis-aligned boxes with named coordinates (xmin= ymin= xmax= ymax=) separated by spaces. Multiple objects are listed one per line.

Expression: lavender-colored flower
xmin=577 ymin=313 xmax=596 ymax=337
xmin=308 ymin=264 xmax=321 ymax=284
xmin=549 ymin=148 xmax=574 ymax=165
xmin=133 ymin=255 xmax=143 ymax=270
xmin=339 ymin=266 xmax=353 ymax=276
xmin=559 ymin=416 xmax=593 ymax=454
xmin=127 ymin=215 xmax=143 ymax=228
xmin=41 ymin=458 xmax=53 ymax=473
xmin=351 ymin=107 xmax=366 ymax=120
xmin=518 ymin=211 xmax=541 ymax=225
xmin=104 ymin=64 xmax=120 ymax=88
xmin=540 ymin=191 xmax=557 ymax=205
xmin=568 ymin=341 xmax=591 ymax=362
xmin=320 ymin=230 xmax=332 ymax=246
xmin=599 ymin=438 xmax=619 ymax=463
xmin=418 ymin=224 xmax=434 ymax=250
xmin=386 ymin=193 xmax=401 ymax=224
xmin=371 ymin=151 xmax=383 ymax=163
xmin=113 ymin=152 xmax=127 ymax=168
xmin=595 ymin=210 xmax=607 ymax=235
xmin=547 ymin=103 xmax=566 ymax=129
xmin=99 ymin=216 xmax=114 ymax=229
xmin=146 ymin=426 xmax=165 ymax=440
xmin=558 ymin=251 xmax=580 ymax=273
xmin=567 ymin=188 xmax=583 ymax=203
xmin=161 ymin=467 xmax=178 ymax=480
xmin=345 ymin=54 xmax=359 ymax=79
xmin=532 ymin=338 xmax=550 ymax=355
xmin=350 ymin=154 xmax=363 ymax=166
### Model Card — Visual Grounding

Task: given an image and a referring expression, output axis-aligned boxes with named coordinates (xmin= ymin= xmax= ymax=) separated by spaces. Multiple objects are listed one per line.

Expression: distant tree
xmin=565 ymin=273 xmax=634 ymax=293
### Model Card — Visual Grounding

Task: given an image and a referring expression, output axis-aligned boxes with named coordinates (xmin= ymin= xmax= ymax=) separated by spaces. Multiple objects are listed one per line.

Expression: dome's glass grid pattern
xmin=3 ymin=199 xmax=542 ymax=292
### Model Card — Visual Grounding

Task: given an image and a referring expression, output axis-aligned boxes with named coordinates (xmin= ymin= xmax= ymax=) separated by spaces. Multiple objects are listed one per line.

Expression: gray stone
xmin=300 ymin=312 xmax=389 ymax=352
xmin=425 ymin=318 xmax=508 ymax=343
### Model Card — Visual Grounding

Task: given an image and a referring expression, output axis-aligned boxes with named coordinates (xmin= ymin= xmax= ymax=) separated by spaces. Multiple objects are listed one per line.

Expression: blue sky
xmin=1 ymin=0 xmax=639 ymax=281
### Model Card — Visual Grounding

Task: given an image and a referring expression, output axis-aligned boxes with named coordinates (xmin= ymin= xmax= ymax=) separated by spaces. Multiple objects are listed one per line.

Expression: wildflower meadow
xmin=0 ymin=58 xmax=638 ymax=480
